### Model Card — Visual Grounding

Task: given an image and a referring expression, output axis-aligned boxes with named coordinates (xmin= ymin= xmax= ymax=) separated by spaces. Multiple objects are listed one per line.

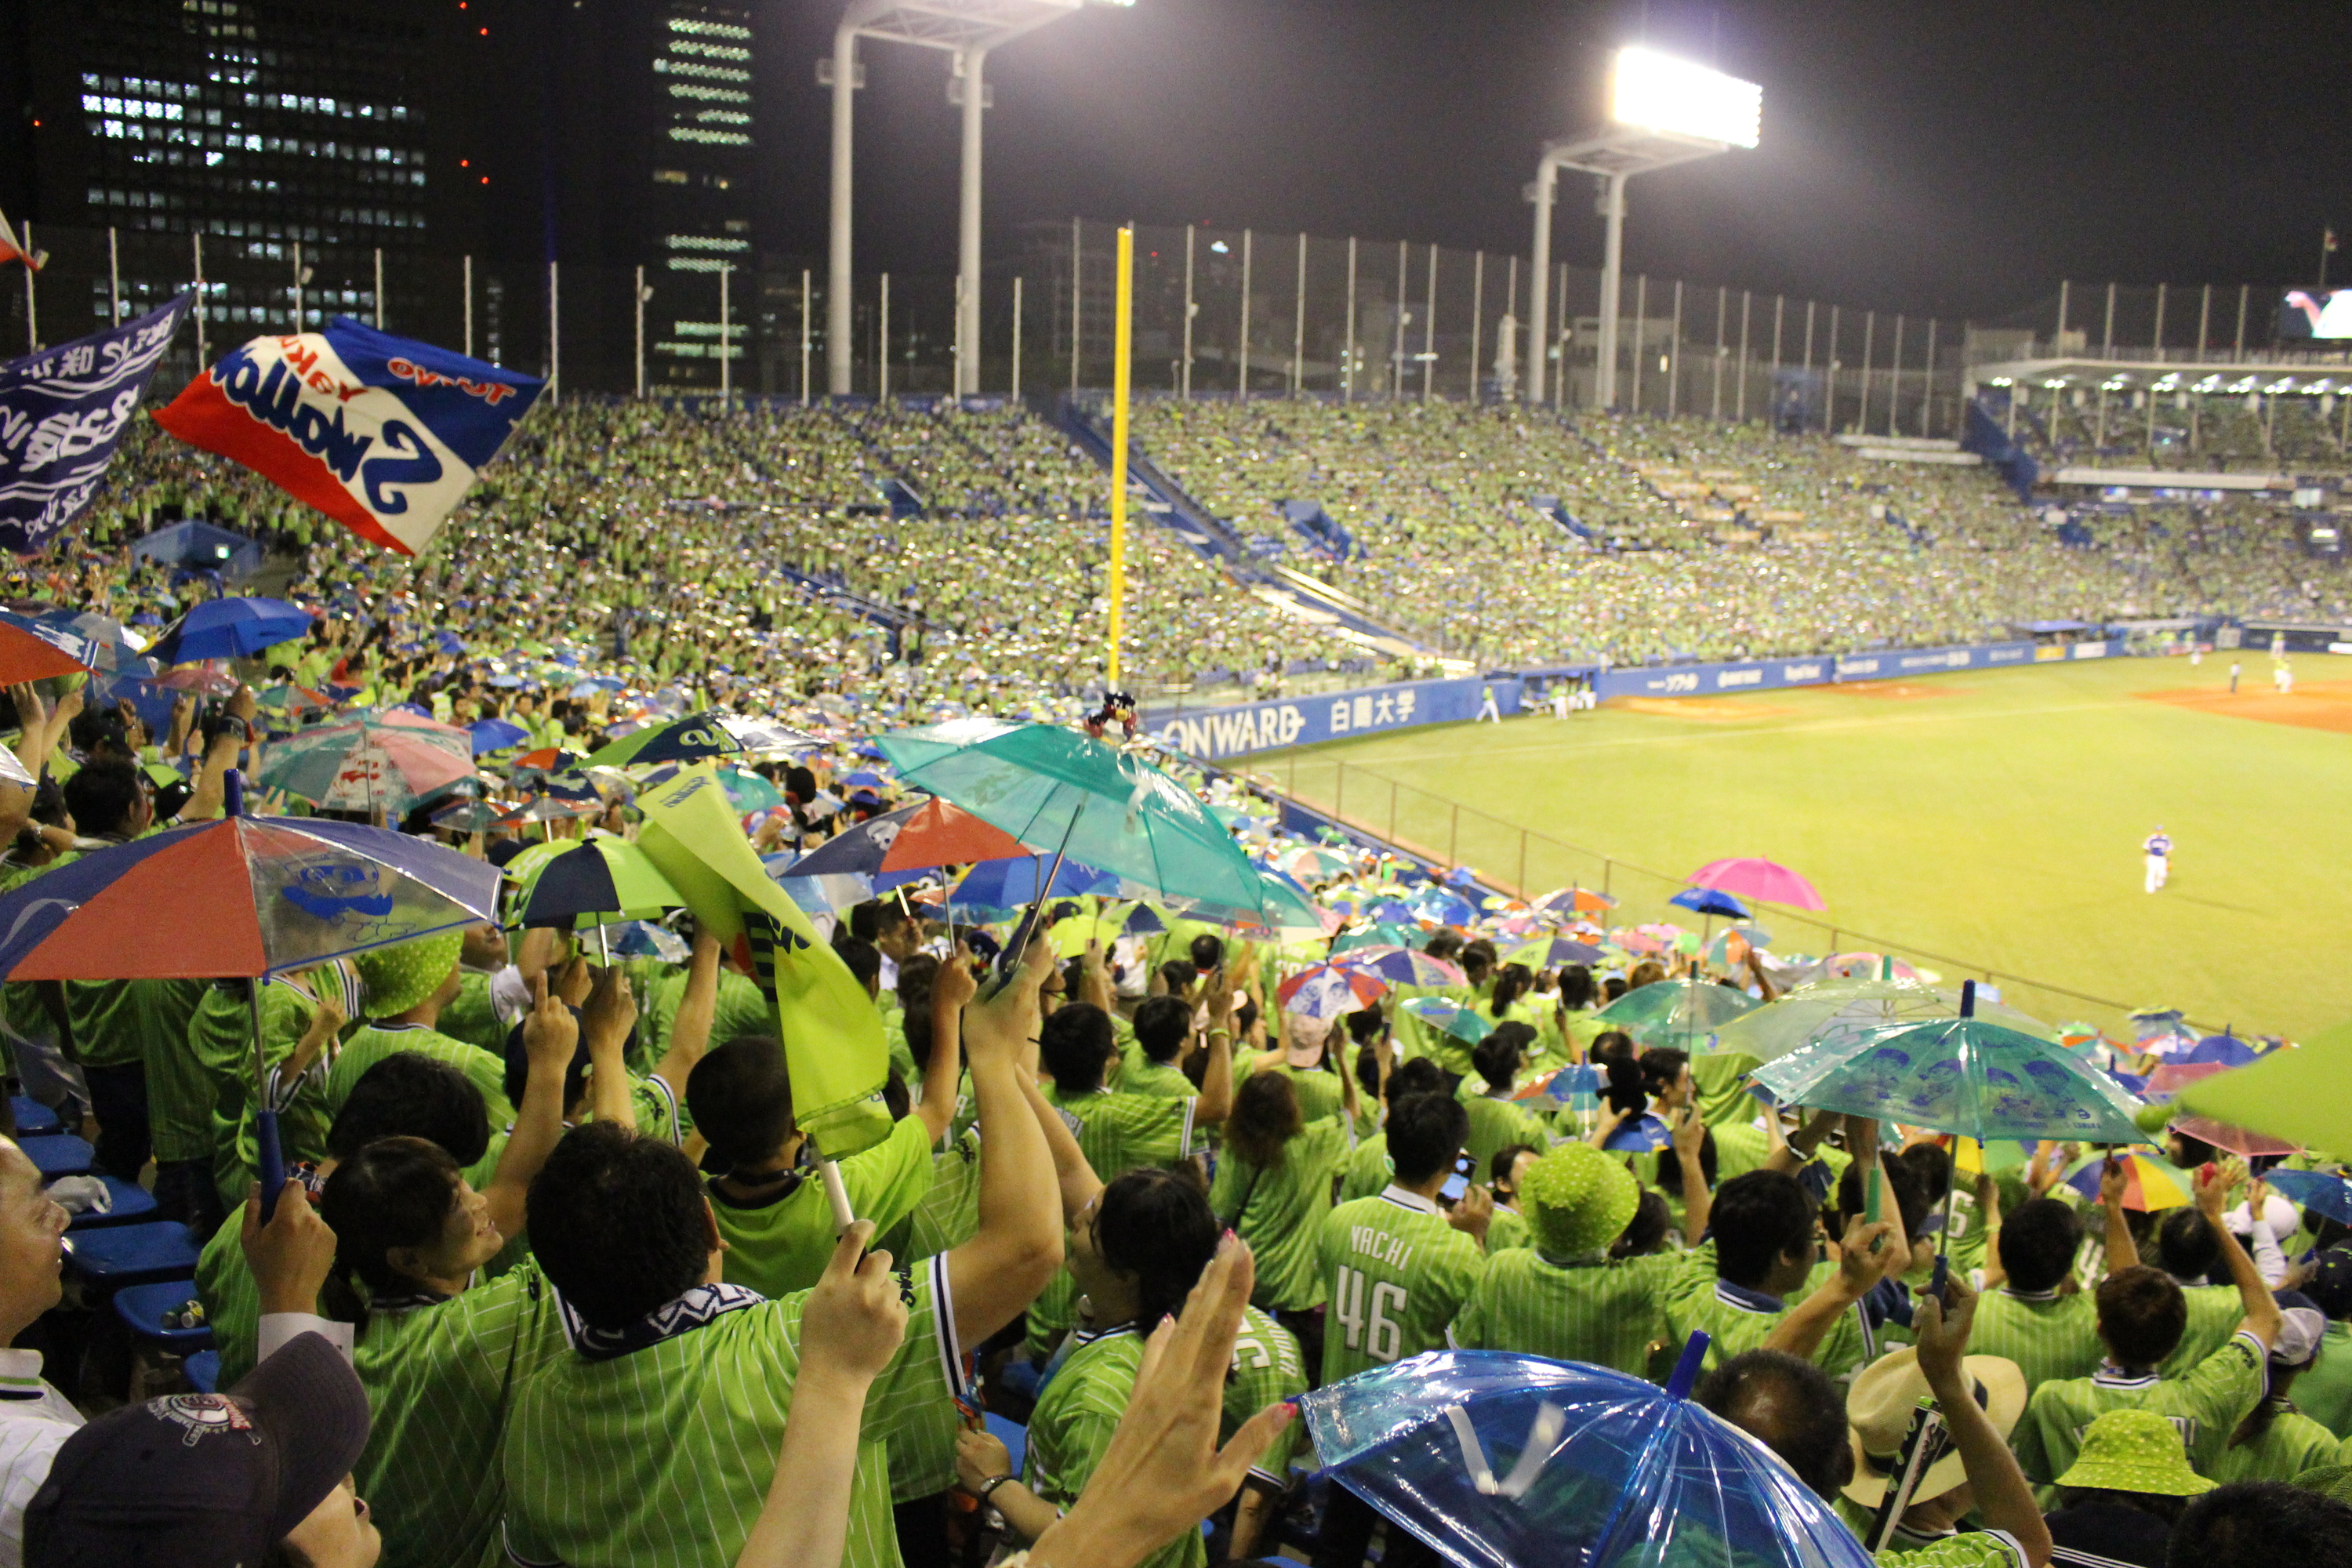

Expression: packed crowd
xmin=2020 ymin=387 xmax=2352 ymax=470
xmin=0 ymin=643 xmax=2347 ymax=1567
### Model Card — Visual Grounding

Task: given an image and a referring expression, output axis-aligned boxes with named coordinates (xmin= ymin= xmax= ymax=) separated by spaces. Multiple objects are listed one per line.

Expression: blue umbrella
xmin=1602 ymin=1112 xmax=1673 ymax=1153
xmin=469 ymin=718 xmax=530 ymax=755
xmin=2183 ymin=1033 xmax=2261 ymax=1067
xmin=1298 ymin=1342 xmax=1873 ymax=1568
xmin=1410 ymin=888 xmax=1479 ymax=927
xmin=843 ymin=769 xmax=887 ymax=788
xmin=2267 ymin=1169 xmax=2352 ymax=1227
xmin=434 ymin=630 xmax=466 ymax=657
xmin=949 ymin=855 xmax=1120 ymax=917
xmin=1669 ymin=885 xmax=1751 ymax=920
xmin=146 ymin=597 xmax=312 ymax=663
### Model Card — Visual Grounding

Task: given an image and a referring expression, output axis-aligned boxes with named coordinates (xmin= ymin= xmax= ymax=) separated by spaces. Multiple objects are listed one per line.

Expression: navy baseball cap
xmin=24 ymin=1333 xmax=369 ymax=1566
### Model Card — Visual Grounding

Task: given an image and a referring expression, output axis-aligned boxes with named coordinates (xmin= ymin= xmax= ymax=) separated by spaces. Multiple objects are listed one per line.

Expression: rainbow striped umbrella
xmin=2063 ymin=1152 xmax=2192 ymax=1212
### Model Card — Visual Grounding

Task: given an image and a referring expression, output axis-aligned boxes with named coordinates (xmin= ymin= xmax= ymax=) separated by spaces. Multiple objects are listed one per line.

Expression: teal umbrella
xmin=1594 ymin=979 xmax=1762 ymax=1048
xmin=1714 ymin=977 xmax=2055 ymax=1065
xmin=716 ymin=766 xmax=786 ymax=813
xmin=1751 ymin=982 xmax=2149 ymax=1145
xmin=1400 ymin=996 xmax=1494 ymax=1045
xmin=1331 ymin=921 xmax=1420 ymax=954
xmin=873 ymin=718 xmax=1279 ymax=922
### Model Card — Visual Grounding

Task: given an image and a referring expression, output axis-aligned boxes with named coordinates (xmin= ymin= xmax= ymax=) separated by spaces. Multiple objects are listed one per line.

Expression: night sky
xmin=764 ymin=0 xmax=2352 ymax=321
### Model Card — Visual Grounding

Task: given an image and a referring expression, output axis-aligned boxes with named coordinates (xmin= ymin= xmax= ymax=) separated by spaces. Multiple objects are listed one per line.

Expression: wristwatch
xmin=978 ymin=1472 xmax=1018 ymax=1505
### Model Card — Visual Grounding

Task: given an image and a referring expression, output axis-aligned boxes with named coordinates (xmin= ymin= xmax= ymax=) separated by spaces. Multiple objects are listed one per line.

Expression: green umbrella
xmin=1714 ymin=978 xmax=2056 ymax=1065
xmin=716 ymin=766 xmax=786 ymax=813
xmin=2172 ymin=1020 xmax=2352 ymax=1156
xmin=1595 ymin=979 xmax=1762 ymax=1048
xmin=519 ymin=836 xmax=691 ymax=931
xmin=873 ymin=717 xmax=1279 ymax=922
xmin=1399 ymin=996 xmax=1494 ymax=1045
xmin=1331 ymin=921 xmax=1419 ymax=954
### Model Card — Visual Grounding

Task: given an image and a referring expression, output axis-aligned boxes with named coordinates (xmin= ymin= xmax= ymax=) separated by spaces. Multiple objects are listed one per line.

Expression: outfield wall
xmin=1149 ymin=641 xmax=2125 ymax=758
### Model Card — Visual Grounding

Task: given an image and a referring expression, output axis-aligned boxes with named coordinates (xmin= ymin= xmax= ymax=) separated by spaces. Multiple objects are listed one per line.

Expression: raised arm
xmin=944 ymin=938 xmax=1065 ymax=1348
xmin=1762 ymin=1212 xmax=1898 ymax=1363
xmin=649 ymin=927 xmax=723 ymax=1100
xmin=1765 ymin=1107 xmax=1840 ymax=1178
xmin=581 ymin=964 xmax=640 ymax=1131
xmin=179 ymin=684 xmax=256 ymax=822
xmin=1669 ymin=1104 xmax=1711 ymax=1246
xmin=481 ymin=974 xmax=579 ymax=1243
xmin=2198 ymin=1160 xmax=2284 ymax=1349
xmin=913 ymin=944 xmax=974 ymax=1147
xmin=1913 ymin=1273 xmax=2053 ymax=1567
xmin=2099 ymin=1156 xmax=2139 ymax=1273
xmin=1076 ymin=938 xmax=1116 ymax=1014
xmin=1193 ymin=971 xmax=1236 ymax=1128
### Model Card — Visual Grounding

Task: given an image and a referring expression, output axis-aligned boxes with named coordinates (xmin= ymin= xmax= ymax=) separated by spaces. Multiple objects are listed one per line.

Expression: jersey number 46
xmin=1333 ymin=1266 xmax=1409 ymax=1363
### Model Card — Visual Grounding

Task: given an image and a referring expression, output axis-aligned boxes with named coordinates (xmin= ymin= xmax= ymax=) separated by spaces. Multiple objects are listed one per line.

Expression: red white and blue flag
xmin=154 ymin=318 xmax=544 ymax=556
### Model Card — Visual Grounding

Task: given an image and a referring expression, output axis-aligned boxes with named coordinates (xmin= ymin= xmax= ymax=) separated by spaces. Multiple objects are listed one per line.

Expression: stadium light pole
xmin=1526 ymin=46 xmax=1760 ymax=408
xmin=826 ymin=0 xmax=1133 ymax=400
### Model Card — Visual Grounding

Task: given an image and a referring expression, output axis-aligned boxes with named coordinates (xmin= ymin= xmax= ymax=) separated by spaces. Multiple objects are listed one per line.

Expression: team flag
xmin=154 ymin=317 xmax=542 ymax=557
xmin=636 ymin=761 xmax=894 ymax=1159
xmin=0 ymin=296 xmax=190 ymax=554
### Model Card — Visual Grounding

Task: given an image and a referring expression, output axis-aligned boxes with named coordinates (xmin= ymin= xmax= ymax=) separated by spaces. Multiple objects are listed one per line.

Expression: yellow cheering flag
xmin=636 ymin=763 xmax=892 ymax=1159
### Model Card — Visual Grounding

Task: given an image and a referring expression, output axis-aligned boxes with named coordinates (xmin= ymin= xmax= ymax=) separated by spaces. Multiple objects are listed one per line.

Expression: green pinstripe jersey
xmin=502 ymin=1255 xmax=962 ymax=1568
xmin=135 ymin=978 xmax=212 ymax=1162
xmin=1264 ymin=1062 xmax=1344 ymax=1125
xmin=194 ymin=1202 xmax=262 ymax=1389
xmin=1044 ymin=1084 xmax=1200 ymax=1179
xmin=1116 ymin=1040 xmax=1195 ymax=1100
xmin=1210 ymin=1115 xmax=1354 ymax=1312
xmin=350 ymin=1260 xmax=572 ymax=1568
xmin=1025 ymin=1327 xmax=1205 ymax=1568
xmin=1967 ymin=1288 xmax=2104 ymax=1389
xmin=2206 ymin=1402 xmax=2342 ymax=1485
xmin=1228 ymin=1305 xmax=1310 ymax=1483
xmin=2160 ymin=1285 xmax=2249 ymax=1379
xmin=877 ymin=1128 xmax=983 ymax=1265
xmin=328 ymin=1023 xmax=514 ymax=1130
xmin=1688 ymin=1052 xmax=1764 ymax=1128
xmin=435 ymin=969 xmax=509 ymax=1058
xmin=1460 ymin=1092 xmax=1551 ymax=1171
xmin=191 ymin=977 xmax=334 ymax=1206
xmin=1708 ymin=1120 xmax=1774 ymax=1183
xmin=2009 ymin=1331 xmax=2268 ymax=1487
xmin=1486 ymin=1204 xmax=1530 ymax=1254
xmin=2296 ymin=1321 xmax=2352 ymax=1438
xmin=1338 ymin=1134 xmax=1393 ymax=1203
xmin=1316 ymin=1189 xmax=1487 ymax=1385
xmin=1661 ymin=1244 xmax=1872 ymax=1377
xmin=1448 ymin=1250 xmax=1680 ymax=1375
xmin=713 ymin=1113 xmax=936 ymax=1300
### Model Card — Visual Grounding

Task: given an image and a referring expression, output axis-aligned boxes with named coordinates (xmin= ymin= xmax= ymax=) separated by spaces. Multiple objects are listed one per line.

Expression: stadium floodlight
xmin=1526 ymin=46 xmax=1762 ymax=407
xmin=828 ymin=0 xmax=1130 ymax=398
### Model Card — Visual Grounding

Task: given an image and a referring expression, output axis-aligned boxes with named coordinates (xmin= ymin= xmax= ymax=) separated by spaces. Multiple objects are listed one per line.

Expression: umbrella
xmin=2164 ymin=1025 xmax=2352 ymax=1161
xmin=510 ymin=747 xmax=587 ymax=774
xmin=2063 ymin=1152 xmax=2192 ymax=1212
xmin=1334 ymin=946 xmax=1468 ymax=987
xmin=786 ymin=797 xmax=1030 ymax=881
xmin=257 ymin=711 xmax=475 ymax=815
xmin=1278 ymin=963 xmax=1389 ymax=1020
xmin=717 ymin=715 xmax=819 ymax=753
xmin=1602 ymin=1112 xmax=1673 ymax=1153
xmin=1687 ymin=856 xmax=1827 ymax=911
xmin=1594 ymin=980 xmax=1762 ymax=1049
xmin=1530 ymin=886 xmax=1617 ymax=920
xmin=2182 ymin=1034 xmax=2262 ymax=1067
xmin=947 ymin=855 xmax=1122 ymax=917
xmin=467 ymin=718 xmax=530 ymax=755
xmin=520 ymin=838 xmax=690 ymax=931
xmin=2267 ymin=1169 xmax=2352 ymax=1227
xmin=1410 ymin=888 xmax=1480 ymax=927
xmin=715 ymin=767 xmax=786 ymax=813
xmin=768 ymin=867 xmax=877 ymax=916
xmin=494 ymin=795 xmax=600 ymax=827
xmin=1668 ymin=885 xmax=1751 ymax=920
xmin=1298 ymin=1343 xmax=1872 ymax=1568
xmin=874 ymin=718 xmax=1281 ymax=926
xmin=585 ymin=711 xmax=742 ymax=770
xmin=30 ymin=608 xmax=156 ymax=679
xmin=428 ymin=799 xmax=503 ymax=833
xmin=1751 ymin=984 xmax=2152 ymax=1146
xmin=1047 ymin=899 xmax=1167 ymax=957
xmin=1712 ymin=978 xmax=2056 ymax=1065
xmin=1502 ymin=936 xmax=1604 ymax=971
xmin=0 ymin=771 xmax=499 ymax=1218
xmin=1400 ymin=996 xmax=1494 ymax=1046
xmin=1331 ymin=922 xmax=1421 ymax=955
xmin=2143 ymin=1062 xmax=2299 ymax=1159
xmin=0 ymin=608 xmax=101 ymax=684
xmin=146 ymin=597 xmax=311 ymax=664
xmin=256 ymin=683 xmax=336 ymax=717
xmin=1283 ymin=846 xmax=1356 ymax=880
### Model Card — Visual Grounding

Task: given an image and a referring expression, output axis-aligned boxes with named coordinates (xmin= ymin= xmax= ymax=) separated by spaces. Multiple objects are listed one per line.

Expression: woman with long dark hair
xmin=1212 ymin=1060 xmax=1359 ymax=1361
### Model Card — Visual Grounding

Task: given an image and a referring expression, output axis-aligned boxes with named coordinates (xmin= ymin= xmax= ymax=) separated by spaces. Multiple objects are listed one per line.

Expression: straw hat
xmin=2052 ymin=1409 xmax=2215 ymax=1497
xmin=1842 ymin=1347 xmax=2027 ymax=1508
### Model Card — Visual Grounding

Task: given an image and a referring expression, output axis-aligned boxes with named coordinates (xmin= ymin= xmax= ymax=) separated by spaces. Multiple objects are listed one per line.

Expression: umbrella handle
xmin=818 ymin=1156 xmax=856 ymax=1235
xmin=1664 ymin=1329 xmax=1710 ymax=1399
xmin=255 ymin=1108 xmax=285 ymax=1225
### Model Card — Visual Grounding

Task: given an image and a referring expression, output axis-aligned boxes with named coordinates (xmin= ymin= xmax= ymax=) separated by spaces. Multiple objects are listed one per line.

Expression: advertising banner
xmin=1146 ymin=676 xmax=1521 ymax=760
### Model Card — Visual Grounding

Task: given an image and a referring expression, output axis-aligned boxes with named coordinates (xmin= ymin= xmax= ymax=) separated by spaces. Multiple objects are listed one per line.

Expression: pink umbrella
xmin=1688 ymin=856 xmax=1827 ymax=910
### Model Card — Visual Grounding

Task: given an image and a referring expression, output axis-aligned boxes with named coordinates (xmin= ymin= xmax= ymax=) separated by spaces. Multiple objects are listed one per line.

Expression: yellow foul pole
xmin=1107 ymin=223 xmax=1133 ymax=688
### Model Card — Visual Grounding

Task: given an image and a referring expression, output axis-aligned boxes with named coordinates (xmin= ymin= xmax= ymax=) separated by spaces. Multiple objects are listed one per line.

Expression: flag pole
xmin=1107 ymin=224 xmax=1133 ymax=688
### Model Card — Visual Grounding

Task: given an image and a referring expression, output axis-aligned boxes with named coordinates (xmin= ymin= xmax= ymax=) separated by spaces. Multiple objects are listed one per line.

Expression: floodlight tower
xmin=1526 ymin=46 xmax=1761 ymax=407
xmin=827 ymin=0 xmax=1134 ymax=398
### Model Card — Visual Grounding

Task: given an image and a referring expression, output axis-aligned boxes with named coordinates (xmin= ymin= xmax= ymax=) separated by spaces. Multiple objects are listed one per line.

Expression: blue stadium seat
xmin=982 ymin=1411 xmax=1027 ymax=1482
xmin=62 ymin=1174 xmax=158 ymax=1229
xmin=111 ymin=1281 xmax=215 ymax=1352
xmin=61 ymin=1221 xmax=201 ymax=1287
xmin=9 ymin=1097 xmax=63 ymax=1136
xmin=183 ymin=1350 xmax=220 ymax=1394
xmin=22 ymin=1135 xmax=93 ymax=1180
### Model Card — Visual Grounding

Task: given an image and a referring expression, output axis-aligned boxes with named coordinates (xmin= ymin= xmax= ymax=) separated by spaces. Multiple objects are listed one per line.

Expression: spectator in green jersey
xmin=1212 ymin=1057 xmax=1359 ymax=1360
xmin=2209 ymin=1294 xmax=2339 ymax=1484
xmin=2042 ymin=1407 xmax=2211 ymax=1568
xmin=1041 ymin=996 xmax=1232 ymax=1180
xmin=1665 ymin=1166 xmax=1895 ymax=1376
xmin=1974 ymin=1168 xmax=2134 ymax=1388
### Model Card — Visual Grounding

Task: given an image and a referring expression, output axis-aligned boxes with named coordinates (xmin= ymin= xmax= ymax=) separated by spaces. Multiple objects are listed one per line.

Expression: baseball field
xmin=1250 ymin=654 xmax=2352 ymax=1042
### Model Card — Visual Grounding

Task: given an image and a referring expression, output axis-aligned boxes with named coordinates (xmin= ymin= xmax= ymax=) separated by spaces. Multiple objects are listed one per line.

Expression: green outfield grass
xmin=1252 ymin=655 xmax=2352 ymax=1042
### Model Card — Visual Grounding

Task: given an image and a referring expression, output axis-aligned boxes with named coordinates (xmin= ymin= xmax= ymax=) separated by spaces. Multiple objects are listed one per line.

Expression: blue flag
xmin=0 ymin=296 xmax=191 ymax=554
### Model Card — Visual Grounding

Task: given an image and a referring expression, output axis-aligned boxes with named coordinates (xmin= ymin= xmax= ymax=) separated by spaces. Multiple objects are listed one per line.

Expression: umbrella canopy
xmin=2182 ymin=1034 xmax=2263 ymax=1067
xmin=947 ymin=854 xmax=1122 ymax=918
xmin=1409 ymin=887 xmax=1480 ymax=927
xmin=2267 ymin=1169 xmax=2352 ymax=1227
xmin=467 ymin=718 xmax=530 ymax=755
xmin=147 ymin=597 xmax=311 ymax=664
xmin=1502 ymin=936 xmax=1605 ymax=971
xmin=715 ymin=766 xmax=786 ymax=813
xmin=1298 ymin=1346 xmax=1872 ymax=1568
xmin=30 ymin=608 xmax=155 ymax=679
xmin=1594 ymin=980 xmax=1762 ymax=1049
xmin=1668 ymin=885 xmax=1751 ymax=920
xmin=428 ymin=799 xmax=503 ymax=833
xmin=718 ymin=716 xmax=819 ymax=753
xmin=520 ymin=837 xmax=690 ymax=930
xmin=873 ymin=717 xmax=1276 ymax=921
xmin=1713 ymin=978 xmax=2056 ymax=1065
xmin=1283 ymin=845 xmax=1356 ymax=880
xmin=1333 ymin=946 xmax=1468 ymax=987
xmin=1330 ymin=922 xmax=1421 ymax=955
xmin=2169 ymin=1023 xmax=2352 ymax=1156
xmin=1400 ymin=996 xmax=1494 ymax=1046
xmin=1278 ymin=963 xmax=1389 ymax=1020
xmin=0 ymin=812 xmax=500 ymax=979
xmin=1688 ymin=856 xmax=1826 ymax=910
xmin=0 ymin=608 xmax=101 ymax=684
xmin=787 ymin=797 xmax=1030 ymax=880
xmin=1530 ymin=886 xmax=1617 ymax=920
xmin=257 ymin=682 xmax=337 ymax=717
xmin=2063 ymin=1152 xmax=2192 ymax=1212
xmin=1754 ymin=996 xmax=2152 ymax=1145
xmin=257 ymin=711 xmax=475 ymax=814
xmin=585 ymin=711 xmax=743 ymax=770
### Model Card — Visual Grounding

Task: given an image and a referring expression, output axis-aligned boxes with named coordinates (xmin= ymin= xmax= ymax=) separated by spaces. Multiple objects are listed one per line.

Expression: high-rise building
xmin=641 ymin=0 xmax=756 ymax=392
